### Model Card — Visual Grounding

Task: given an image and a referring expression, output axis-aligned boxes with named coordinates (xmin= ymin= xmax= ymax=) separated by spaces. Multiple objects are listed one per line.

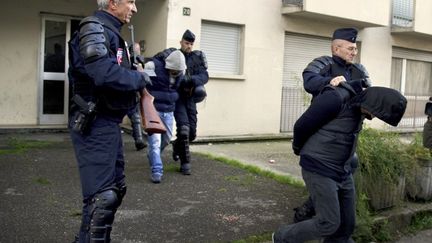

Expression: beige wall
xmin=131 ymin=0 xmax=169 ymax=57
xmin=164 ymin=0 xmax=286 ymax=136
xmin=304 ymin=0 xmax=391 ymax=26
xmin=414 ymin=0 xmax=432 ymax=34
xmin=0 ymin=0 xmax=93 ymax=126
xmin=360 ymin=27 xmax=393 ymax=87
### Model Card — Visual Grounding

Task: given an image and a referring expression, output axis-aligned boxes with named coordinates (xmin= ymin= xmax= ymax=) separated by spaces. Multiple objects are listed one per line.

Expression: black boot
xmin=130 ymin=111 xmax=146 ymax=151
xmin=172 ymin=139 xmax=180 ymax=161
xmin=180 ymin=162 xmax=191 ymax=175
xmin=179 ymin=139 xmax=191 ymax=175
xmin=173 ymin=139 xmax=191 ymax=174
xmin=176 ymin=125 xmax=191 ymax=175
xmin=293 ymin=197 xmax=315 ymax=223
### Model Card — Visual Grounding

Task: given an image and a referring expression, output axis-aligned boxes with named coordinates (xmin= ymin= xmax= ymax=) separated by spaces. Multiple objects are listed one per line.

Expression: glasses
xmin=338 ymin=45 xmax=358 ymax=53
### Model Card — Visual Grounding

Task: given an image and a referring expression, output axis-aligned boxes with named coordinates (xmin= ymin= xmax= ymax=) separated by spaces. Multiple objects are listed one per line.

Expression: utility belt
xmin=70 ymin=94 xmax=97 ymax=134
xmin=71 ymin=92 xmax=139 ymax=134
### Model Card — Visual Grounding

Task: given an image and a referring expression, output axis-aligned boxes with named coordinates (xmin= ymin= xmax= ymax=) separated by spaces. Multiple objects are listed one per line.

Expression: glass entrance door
xmin=39 ymin=17 xmax=79 ymax=125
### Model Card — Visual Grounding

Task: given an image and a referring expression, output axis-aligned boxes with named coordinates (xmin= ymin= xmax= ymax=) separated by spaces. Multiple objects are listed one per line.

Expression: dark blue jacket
xmin=68 ymin=10 xmax=145 ymax=122
xmin=153 ymin=49 xmax=208 ymax=90
xmin=184 ymin=50 xmax=209 ymax=87
xmin=146 ymin=58 xmax=180 ymax=112
xmin=303 ymin=55 xmax=370 ymax=97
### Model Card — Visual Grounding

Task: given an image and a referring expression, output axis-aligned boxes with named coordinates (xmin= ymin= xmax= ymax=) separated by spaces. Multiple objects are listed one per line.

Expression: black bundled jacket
xmin=294 ymin=85 xmax=407 ymax=181
xmin=351 ymin=86 xmax=407 ymax=127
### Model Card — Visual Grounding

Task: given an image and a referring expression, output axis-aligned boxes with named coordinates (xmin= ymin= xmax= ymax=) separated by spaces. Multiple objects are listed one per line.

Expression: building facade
xmin=0 ymin=0 xmax=431 ymax=137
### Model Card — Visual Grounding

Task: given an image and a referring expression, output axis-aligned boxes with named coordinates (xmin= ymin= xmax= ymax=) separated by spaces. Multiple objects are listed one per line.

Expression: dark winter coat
xmin=293 ymin=85 xmax=407 ymax=181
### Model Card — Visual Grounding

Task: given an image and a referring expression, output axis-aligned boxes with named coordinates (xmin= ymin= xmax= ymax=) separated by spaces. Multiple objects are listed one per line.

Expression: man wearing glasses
xmin=291 ymin=28 xmax=373 ymax=224
xmin=303 ymin=28 xmax=371 ymax=97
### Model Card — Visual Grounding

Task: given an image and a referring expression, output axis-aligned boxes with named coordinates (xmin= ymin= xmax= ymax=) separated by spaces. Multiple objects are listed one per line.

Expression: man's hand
xmin=330 ymin=76 xmax=346 ymax=86
xmin=361 ymin=77 xmax=372 ymax=88
xmin=135 ymin=63 xmax=144 ymax=72
xmin=138 ymin=71 xmax=152 ymax=87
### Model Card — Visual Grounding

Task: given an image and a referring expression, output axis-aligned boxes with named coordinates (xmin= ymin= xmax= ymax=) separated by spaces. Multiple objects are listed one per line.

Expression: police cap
xmin=332 ymin=28 xmax=358 ymax=43
xmin=182 ymin=29 xmax=195 ymax=42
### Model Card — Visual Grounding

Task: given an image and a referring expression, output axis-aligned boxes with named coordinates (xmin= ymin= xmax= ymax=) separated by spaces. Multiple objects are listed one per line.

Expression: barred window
xmin=391 ymin=47 xmax=432 ymax=128
xmin=392 ymin=0 xmax=414 ymax=27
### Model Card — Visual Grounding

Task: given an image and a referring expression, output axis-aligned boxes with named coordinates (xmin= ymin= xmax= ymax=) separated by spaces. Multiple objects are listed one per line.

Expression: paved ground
xmin=0 ymin=132 xmax=306 ymax=243
xmin=191 ymin=141 xmax=303 ymax=183
xmin=1 ymin=131 xmax=432 ymax=243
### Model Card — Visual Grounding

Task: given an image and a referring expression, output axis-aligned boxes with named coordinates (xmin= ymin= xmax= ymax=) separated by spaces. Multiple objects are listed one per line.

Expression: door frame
xmin=38 ymin=15 xmax=80 ymax=125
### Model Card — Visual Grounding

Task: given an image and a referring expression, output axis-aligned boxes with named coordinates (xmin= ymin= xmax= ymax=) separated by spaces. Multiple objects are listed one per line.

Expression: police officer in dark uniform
xmin=273 ymin=84 xmax=407 ymax=242
xmin=292 ymin=28 xmax=372 ymax=223
xmin=174 ymin=30 xmax=209 ymax=175
xmin=303 ymin=28 xmax=371 ymax=97
xmin=68 ymin=0 xmax=150 ymax=242
xmin=153 ymin=29 xmax=209 ymax=175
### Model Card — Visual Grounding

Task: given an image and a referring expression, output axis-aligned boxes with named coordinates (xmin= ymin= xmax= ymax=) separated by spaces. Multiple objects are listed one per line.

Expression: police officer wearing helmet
xmin=292 ymin=27 xmax=372 ymax=223
xmin=68 ymin=0 xmax=151 ymax=242
xmin=153 ymin=29 xmax=209 ymax=175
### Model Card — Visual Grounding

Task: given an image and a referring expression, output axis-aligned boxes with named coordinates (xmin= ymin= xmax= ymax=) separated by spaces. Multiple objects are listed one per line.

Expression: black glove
xmin=136 ymin=55 xmax=145 ymax=66
xmin=361 ymin=77 xmax=372 ymax=88
xmin=292 ymin=144 xmax=300 ymax=156
xmin=140 ymin=72 xmax=152 ymax=88
xmin=183 ymin=74 xmax=192 ymax=85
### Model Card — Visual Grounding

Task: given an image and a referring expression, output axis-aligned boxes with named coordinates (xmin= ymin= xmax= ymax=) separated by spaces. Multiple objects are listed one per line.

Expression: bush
xmin=356 ymin=128 xmax=412 ymax=185
xmin=405 ymin=133 xmax=432 ymax=161
xmin=405 ymin=133 xmax=432 ymax=201
xmin=353 ymin=127 xmax=415 ymax=241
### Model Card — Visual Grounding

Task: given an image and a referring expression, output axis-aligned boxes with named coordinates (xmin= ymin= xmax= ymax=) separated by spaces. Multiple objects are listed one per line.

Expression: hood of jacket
xmin=350 ymin=86 xmax=407 ymax=126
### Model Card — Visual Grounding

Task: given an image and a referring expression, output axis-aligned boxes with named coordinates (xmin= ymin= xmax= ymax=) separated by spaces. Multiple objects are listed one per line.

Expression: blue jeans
xmin=147 ymin=111 xmax=174 ymax=175
xmin=274 ymin=169 xmax=356 ymax=243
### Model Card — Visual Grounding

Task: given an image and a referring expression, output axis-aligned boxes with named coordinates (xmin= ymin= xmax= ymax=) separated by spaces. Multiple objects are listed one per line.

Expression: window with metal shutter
xmin=201 ymin=21 xmax=242 ymax=75
xmin=393 ymin=47 xmax=432 ymax=62
xmin=280 ymin=33 xmax=331 ymax=132
xmin=391 ymin=47 xmax=432 ymax=129
xmin=283 ymin=33 xmax=331 ymax=87
xmin=392 ymin=0 xmax=414 ymax=27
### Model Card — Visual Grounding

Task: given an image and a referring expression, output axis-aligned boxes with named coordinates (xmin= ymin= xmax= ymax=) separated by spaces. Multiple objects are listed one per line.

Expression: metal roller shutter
xmin=201 ymin=21 xmax=241 ymax=75
xmin=280 ymin=33 xmax=331 ymax=132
